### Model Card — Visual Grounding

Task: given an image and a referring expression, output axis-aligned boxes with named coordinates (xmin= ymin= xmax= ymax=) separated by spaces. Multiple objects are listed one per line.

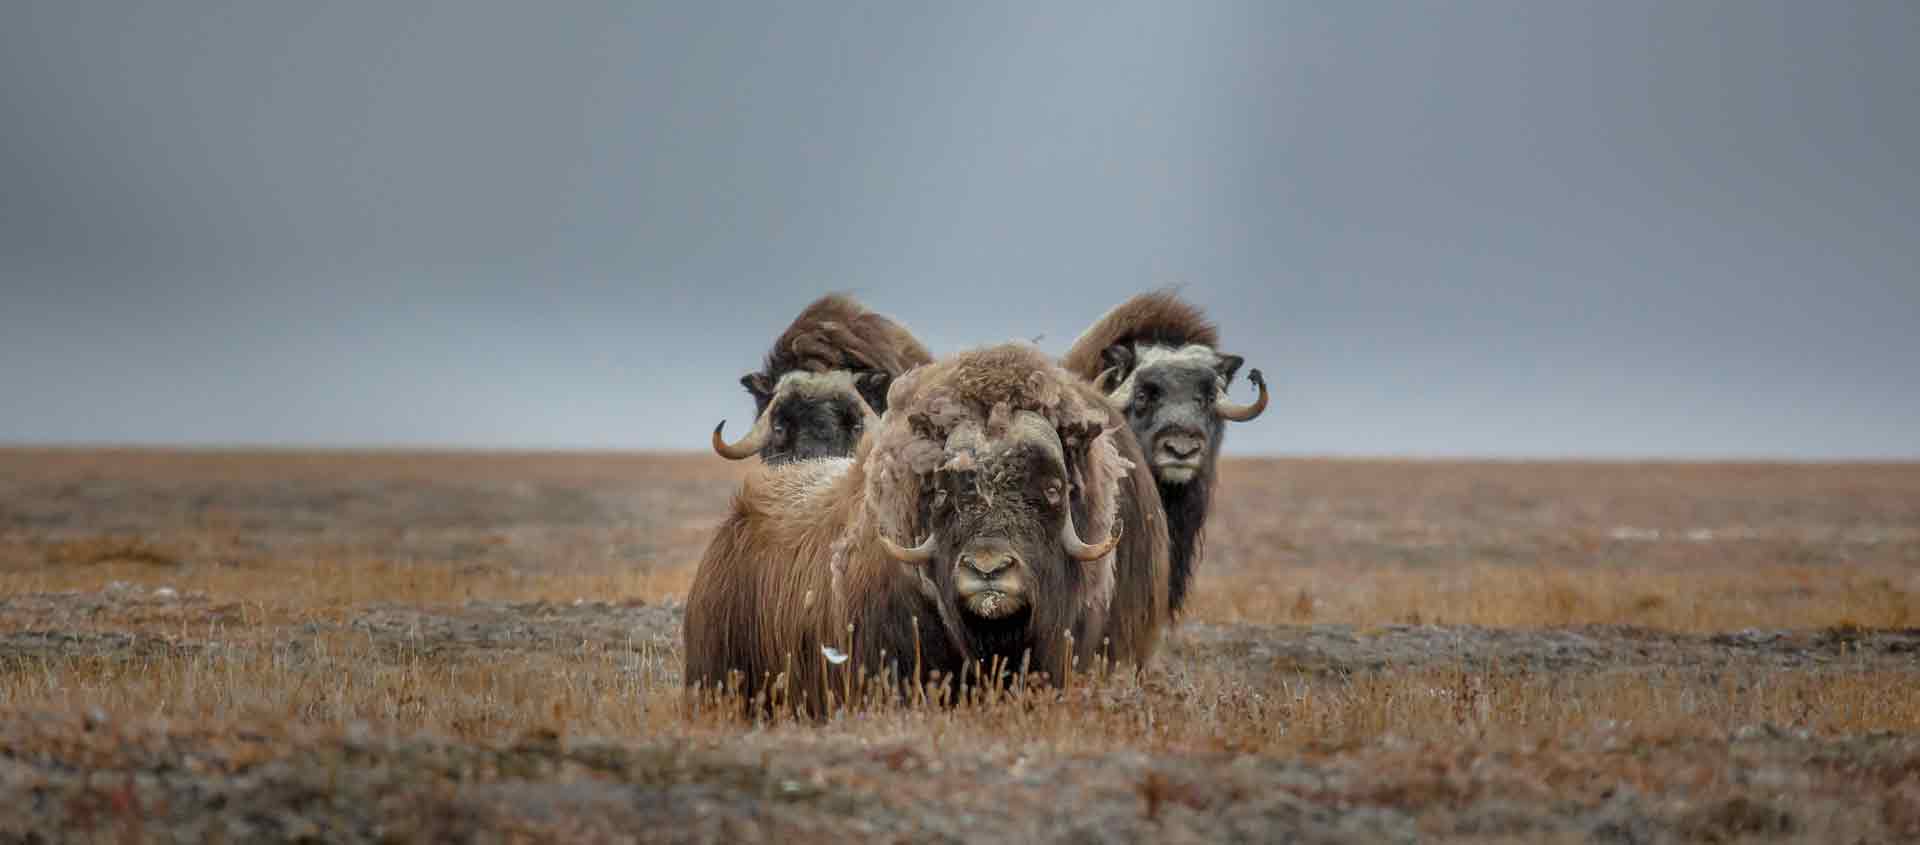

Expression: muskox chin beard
xmin=955 ymin=606 xmax=1038 ymax=674
xmin=1154 ymin=464 xmax=1199 ymax=485
xmin=1155 ymin=456 xmax=1214 ymax=618
xmin=963 ymin=590 xmax=1024 ymax=620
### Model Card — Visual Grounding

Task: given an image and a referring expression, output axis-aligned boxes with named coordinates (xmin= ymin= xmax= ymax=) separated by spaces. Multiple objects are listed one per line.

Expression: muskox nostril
xmin=962 ymin=552 xmax=1016 ymax=578
xmin=1158 ymin=435 xmax=1202 ymax=461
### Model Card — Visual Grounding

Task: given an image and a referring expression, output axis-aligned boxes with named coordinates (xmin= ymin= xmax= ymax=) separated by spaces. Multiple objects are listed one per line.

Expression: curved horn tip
xmin=1216 ymin=368 xmax=1270 ymax=422
xmin=711 ymin=411 xmax=773 ymax=460
xmin=1062 ymin=518 xmax=1122 ymax=563
xmin=881 ymin=533 xmax=936 ymax=565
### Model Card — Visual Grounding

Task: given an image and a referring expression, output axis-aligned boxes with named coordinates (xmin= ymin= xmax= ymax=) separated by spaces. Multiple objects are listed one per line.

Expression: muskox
xmin=1062 ymin=291 xmax=1268 ymax=616
xmin=713 ymin=293 xmax=934 ymax=464
xmin=684 ymin=343 xmax=1171 ymax=716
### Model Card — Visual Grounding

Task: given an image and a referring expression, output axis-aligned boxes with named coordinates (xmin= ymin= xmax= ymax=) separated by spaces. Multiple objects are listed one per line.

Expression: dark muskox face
xmin=883 ymin=413 xmax=1118 ymax=652
xmin=1099 ymin=344 xmax=1268 ymax=485
xmin=713 ymin=370 xmax=886 ymax=464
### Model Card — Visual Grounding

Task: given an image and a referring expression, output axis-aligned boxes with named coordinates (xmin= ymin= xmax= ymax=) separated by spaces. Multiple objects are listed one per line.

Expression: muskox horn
xmin=880 ymin=531 xmax=936 ymax=564
xmin=1093 ymin=366 xmax=1122 ymax=394
xmin=1216 ymin=367 xmax=1269 ymax=422
xmin=1060 ymin=514 xmax=1122 ymax=563
xmin=711 ymin=409 xmax=774 ymax=460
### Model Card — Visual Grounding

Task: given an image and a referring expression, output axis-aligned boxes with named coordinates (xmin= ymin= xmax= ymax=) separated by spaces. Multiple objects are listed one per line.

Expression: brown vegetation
xmin=2 ymin=448 xmax=1918 ymax=840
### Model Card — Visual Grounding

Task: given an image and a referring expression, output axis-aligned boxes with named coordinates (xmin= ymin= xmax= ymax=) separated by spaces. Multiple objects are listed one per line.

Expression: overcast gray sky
xmin=3 ymin=1 xmax=1915 ymax=458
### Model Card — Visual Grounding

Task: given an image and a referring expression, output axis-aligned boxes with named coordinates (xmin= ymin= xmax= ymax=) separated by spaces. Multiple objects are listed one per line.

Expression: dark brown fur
xmin=1060 ymin=290 xmax=1219 ymax=382
xmin=685 ymin=344 xmax=1171 ymax=717
xmin=749 ymin=293 xmax=933 ymax=412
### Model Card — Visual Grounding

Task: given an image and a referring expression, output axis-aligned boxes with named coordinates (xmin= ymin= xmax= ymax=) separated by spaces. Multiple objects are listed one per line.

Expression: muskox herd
xmin=685 ymin=291 xmax=1269 ymax=716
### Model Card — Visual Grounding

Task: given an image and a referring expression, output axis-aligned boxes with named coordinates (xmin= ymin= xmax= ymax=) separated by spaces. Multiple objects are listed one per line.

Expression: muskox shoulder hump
xmin=1061 ymin=289 xmax=1222 ymax=383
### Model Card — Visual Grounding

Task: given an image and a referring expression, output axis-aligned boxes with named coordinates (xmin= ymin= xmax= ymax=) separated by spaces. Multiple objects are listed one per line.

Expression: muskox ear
xmin=739 ymin=372 xmax=774 ymax=406
xmin=1099 ymin=345 xmax=1135 ymax=384
xmin=854 ymin=371 xmax=892 ymax=414
xmin=1213 ymin=353 xmax=1245 ymax=384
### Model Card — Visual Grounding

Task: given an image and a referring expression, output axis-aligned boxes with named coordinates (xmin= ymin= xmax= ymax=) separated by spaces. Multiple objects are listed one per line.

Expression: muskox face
xmin=883 ymin=411 xmax=1119 ymax=656
xmin=714 ymin=370 xmax=886 ymax=464
xmin=1099 ymin=344 xmax=1268 ymax=485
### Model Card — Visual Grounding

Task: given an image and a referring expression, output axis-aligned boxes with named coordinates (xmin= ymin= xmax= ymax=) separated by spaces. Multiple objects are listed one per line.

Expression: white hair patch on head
xmin=773 ymin=370 xmax=863 ymax=401
xmin=1108 ymin=343 xmax=1227 ymax=405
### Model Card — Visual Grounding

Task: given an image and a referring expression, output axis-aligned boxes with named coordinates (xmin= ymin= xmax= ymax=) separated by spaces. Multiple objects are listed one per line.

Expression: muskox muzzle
xmin=953 ymin=539 xmax=1027 ymax=620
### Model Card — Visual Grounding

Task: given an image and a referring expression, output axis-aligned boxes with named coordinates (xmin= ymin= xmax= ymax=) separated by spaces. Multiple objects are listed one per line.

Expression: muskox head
xmin=1096 ymin=343 xmax=1268 ymax=486
xmin=857 ymin=347 xmax=1132 ymax=676
xmin=718 ymin=294 xmax=933 ymax=465
xmin=882 ymin=412 xmax=1119 ymax=633
xmin=713 ymin=370 xmax=886 ymax=464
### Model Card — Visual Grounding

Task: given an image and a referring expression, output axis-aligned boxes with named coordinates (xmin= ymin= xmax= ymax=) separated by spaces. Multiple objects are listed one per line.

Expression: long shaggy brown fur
xmin=1060 ymin=289 xmax=1219 ymax=383
xmin=857 ymin=344 xmax=1172 ymax=669
xmin=684 ymin=344 xmax=1171 ymax=716
xmin=760 ymin=293 xmax=933 ymax=384
xmin=682 ymin=456 xmax=953 ymax=715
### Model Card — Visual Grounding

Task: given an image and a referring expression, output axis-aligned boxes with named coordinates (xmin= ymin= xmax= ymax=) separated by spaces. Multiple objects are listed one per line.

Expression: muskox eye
xmin=1043 ymin=481 xmax=1063 ymax=507
xmin=1139 ymin=383 xmax=1161 ymax=404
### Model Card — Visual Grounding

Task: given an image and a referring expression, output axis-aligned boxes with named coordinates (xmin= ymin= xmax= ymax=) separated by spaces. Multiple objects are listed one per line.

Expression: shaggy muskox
xmin=713 ymin=294 xmax=933 ymax=464
xmin=1062 ymin=291 xmax=1268 ymax=616
xmin=684 ymin=343 xmax=1171 ymax=716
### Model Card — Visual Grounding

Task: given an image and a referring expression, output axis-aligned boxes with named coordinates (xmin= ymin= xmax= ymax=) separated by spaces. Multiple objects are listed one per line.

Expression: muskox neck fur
xmin=1154 ymin=441 xmax=1219 ymax=616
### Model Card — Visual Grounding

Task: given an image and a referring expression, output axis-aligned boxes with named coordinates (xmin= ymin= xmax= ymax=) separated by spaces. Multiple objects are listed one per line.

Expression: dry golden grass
xmin=0 ymin=556 xmax=697 ymax=619
xmin=8 ymin=616 xmax=1920 ymax=755
xmin=4 ymin=449 xmax=1920 ymax=839
xmin=1190 ymin=562 xmax=1917 ymax=631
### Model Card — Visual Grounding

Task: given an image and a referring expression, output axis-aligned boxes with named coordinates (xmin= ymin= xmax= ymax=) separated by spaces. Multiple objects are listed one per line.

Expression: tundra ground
xmin=2 ymin=449 xmax=1918 ymax=843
